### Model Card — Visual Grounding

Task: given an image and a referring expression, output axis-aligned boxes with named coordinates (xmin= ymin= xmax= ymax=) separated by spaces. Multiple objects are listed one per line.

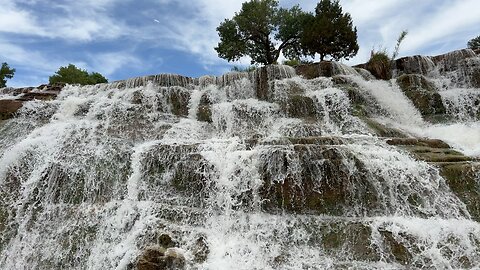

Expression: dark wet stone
xmin=396 ymin=74 xmax=446 ymax=116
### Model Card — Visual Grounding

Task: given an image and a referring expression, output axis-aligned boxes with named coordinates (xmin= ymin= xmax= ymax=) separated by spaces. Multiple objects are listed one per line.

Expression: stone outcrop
xmin=394 ymin=55 xmax=436 ymax=76
xmin=0 ymin=83 xmax=65 ymax=120
xmin=295 ymin=61 xmax=360 ymax=79
xmin=384 ymin=137 xmax=480 ymax=221
xmin=440 ymin=163 xmax=480 ymax=221
xmin=135 ymin=246 xmax=185 ymax=270
xmin=0 ymin=100 xmax=23 ymax=120
xmin=394 ymin=49 xmax=480 ymax=87
xmin=396 ymin=74 xmax=446 ymax=116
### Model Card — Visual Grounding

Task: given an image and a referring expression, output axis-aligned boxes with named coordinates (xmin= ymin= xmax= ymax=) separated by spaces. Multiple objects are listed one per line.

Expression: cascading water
xmin=0 ymin=61 xmax=479 ymax=270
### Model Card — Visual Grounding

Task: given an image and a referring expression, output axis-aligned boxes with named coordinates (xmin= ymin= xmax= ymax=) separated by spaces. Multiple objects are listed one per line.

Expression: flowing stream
xmin=0 ymin=63 xmax=479 ymax=269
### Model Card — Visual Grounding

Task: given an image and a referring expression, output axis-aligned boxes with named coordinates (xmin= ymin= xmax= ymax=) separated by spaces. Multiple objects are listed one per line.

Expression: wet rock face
xmin=282 ymin=95 xmax=317 ymax=119
xmin=394 ymin=49 xmax=480 ymax=87
xmin=386 ymin=137 xmax=480 ymax=221
xmin=431 ymin=49 xmax=477 ymax=73
xmin=258 ymin=145 xmax=378 ymax=216
xmin=0 ymin=83 xmax=65 ymax=120
xmin=452 ymin=57 xmax=480 ymax=88
xmin=295 ymin=62 xmax=338 ymax=79
xmin=440 ymin=163 xmax=480 ymax=221
xmin=253 ymin=65 xmax=296 ymax=101
xmin=396 ymin=74 xmax=446 ymax=116
xmin=394 ymin=55 xmax=436 ymax=76
xmin=295 ymin=61 xmax=359 ymax=79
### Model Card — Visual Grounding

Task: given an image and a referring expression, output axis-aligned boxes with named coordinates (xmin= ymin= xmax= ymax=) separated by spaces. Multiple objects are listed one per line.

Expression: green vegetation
xmin=230 ymin=65 xmax=257 ymax=72
xmin=366 ymin=49 xmax=391 ymax=80
xmin=215 ymin=0 xmax=359 ymax=65
xmin=301 ymin=0 xmax=359 ymax=61
xmin=282 ymin=59 xmax=312 ymax=66
xmin=0 ymin=62 xmax=15 ymax=88
xmin=392 ymin=30 xmax=408 ymax=60
xmin=366 ymin=30 xmax=408 ymax=80
xmin=49 ymin=64 xmax=108 ymax=85
xmin=468 ymin=35 xmax=480 ymax=50
xmin=215 ymin=0 xmax=308 ymax=65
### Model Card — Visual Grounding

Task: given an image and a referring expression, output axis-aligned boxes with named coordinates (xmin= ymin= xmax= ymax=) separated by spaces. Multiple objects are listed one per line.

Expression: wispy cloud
xmin=0 ymin=0 xmax=129 ymax=42
xmin=87 ymin=52 xmax=144 ymax=77
xmin=1 ymin=0 xmax=479 ymax=87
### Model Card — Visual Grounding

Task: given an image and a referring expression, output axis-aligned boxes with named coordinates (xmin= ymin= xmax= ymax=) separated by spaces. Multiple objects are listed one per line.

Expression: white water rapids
xmin=0 ymin=64 xmax=479 ymax=269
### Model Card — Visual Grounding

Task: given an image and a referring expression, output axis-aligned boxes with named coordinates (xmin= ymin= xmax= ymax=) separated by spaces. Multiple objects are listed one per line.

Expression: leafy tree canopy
xmin=0 ymin=62 xmax=16 ymax=88
xmin=49 ymin=64 xmax=108 ymax=85
xmin=215 ymin=0 xmax=309 ymax=65
xmin=301 ymin=0 xmax=359 ymax=61
xmin=468 ymin=35 xmax=480 ymax=50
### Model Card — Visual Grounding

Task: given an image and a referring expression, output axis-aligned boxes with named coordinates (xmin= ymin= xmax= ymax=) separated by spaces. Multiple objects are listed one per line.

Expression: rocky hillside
xmin=0 ymin=49 xmax=479 ymax=269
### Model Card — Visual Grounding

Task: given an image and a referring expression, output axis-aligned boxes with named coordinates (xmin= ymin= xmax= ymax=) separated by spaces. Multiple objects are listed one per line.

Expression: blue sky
xmin=1 ymin=0 xmax=479 ymax=87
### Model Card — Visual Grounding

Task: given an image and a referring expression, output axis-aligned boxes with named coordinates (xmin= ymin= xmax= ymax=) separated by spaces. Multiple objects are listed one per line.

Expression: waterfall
xmin=0 ymin=62 xmax=479 ymax=269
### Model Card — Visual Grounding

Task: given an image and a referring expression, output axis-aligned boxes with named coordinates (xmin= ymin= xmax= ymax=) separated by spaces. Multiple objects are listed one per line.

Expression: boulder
xmin=136 ymin=246 xmax=185 ymax=270
xmin=17 ymin=91 xmax=59 ymax=101
xmin=282 ymin=95 xmax=316 ymax=119
xmin=196 ymin=105 xmax=212 ymax=122
xmin=396 ymin=74 xmax=446 ymax=116
xmin=0 ymin=99 xmax=23 ymax=120
xmin=394 ymin=55 xmax=436 ymax=77
xmin=191 ymin=236 xmax=209 ymax=263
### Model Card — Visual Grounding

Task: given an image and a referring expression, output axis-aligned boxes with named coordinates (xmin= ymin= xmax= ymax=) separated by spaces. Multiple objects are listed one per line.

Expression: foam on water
xmin=0 ymin=67 xmax=479 ymax=269
xmin=350 ymin=75 xmax=480 ymax=157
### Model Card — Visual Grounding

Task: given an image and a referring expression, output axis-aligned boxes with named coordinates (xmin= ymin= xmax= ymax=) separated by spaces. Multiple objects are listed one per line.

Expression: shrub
xmin=0 ymin=62 xmax=15 ymax=88
xmin=366 ymin=49 xmax=391 ymax=80
xmin=468 ymin=35 xmax=480 ymax=50
xmin=230 ymin=66 xmax=257 ymax=72
xmin=49 ymin=64 xmax=108 ymax=85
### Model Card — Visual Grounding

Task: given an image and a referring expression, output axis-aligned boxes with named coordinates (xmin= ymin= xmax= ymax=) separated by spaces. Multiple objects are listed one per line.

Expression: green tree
xmin=468 ymin=35 xmax=480 ymax=50
xmin=215 ymin=0 xmax=308 ymax=65
xmin=301 ymin=0 xmax=359 ymax=61
xmin=49 ymin=64 xmax=108 ymax=85
xmin=0 ymin=62 xmax=16 ymax=88
xmin=87 ymin=72 xmax=109 ymax=85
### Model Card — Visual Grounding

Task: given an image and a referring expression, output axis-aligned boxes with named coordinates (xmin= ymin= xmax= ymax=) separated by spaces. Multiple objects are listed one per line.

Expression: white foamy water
xmin=351 ymin=75 xmax=480 ymax=157
xmin=0 ymin=66 xmax=479 ymax=269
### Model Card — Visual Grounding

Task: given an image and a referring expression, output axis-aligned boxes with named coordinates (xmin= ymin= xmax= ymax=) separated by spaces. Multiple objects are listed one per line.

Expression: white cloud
xmin=0 ymin=0 xmax=129 ymax=42
xmin=0 ymin=41 xmax=62 ymax=72
xmin=402 ymin=0 xmax=480 ymax=53
xmin=143 ymin=0 xmax=243 ymax=65
xmin=87 ymin=52 xmax=143 ymax=76
xmin=3 ymin=0 xmax=480 ymax=85
xmin=0 ymin=0 xmax=46 ymax=35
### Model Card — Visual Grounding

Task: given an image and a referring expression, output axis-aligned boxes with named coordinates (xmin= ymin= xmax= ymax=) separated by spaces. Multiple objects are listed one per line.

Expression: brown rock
xmin=394 ymin=55 xmax=436 ymax=76
xmin=0 ymin=99 xmax=23 ymax=120
xmin=386 ymin=138 xmax=450 ymax=149
xmin=295 ymin=61 xmax=358 ymax=79
xmin=136 ymin=246 xmax=185 ymax=270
